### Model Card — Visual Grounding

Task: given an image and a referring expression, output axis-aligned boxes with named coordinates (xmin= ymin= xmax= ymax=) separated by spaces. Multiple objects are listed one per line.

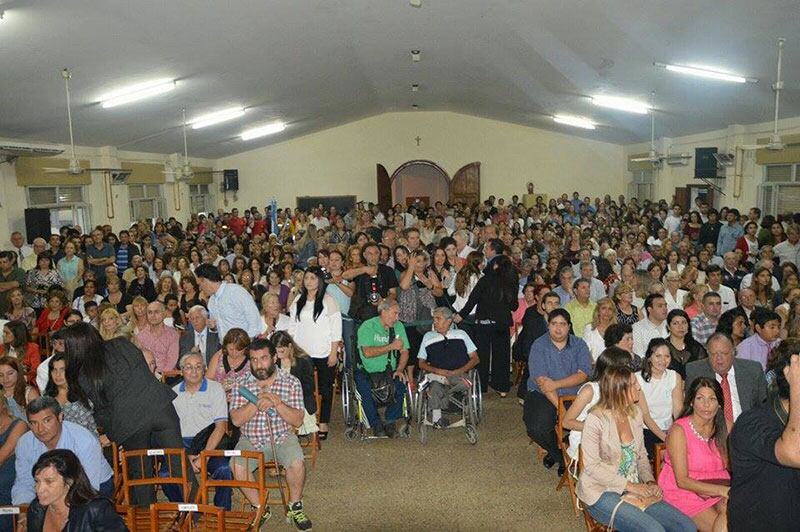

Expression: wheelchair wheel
xmin=471 ymin=372 xmax=483 ymax=425
xmin=419 ymin=423 xmax=428 ymax=445
xmin=465 ymin=424 xmax=478 ymax=445
xmin=341 ymin=370 xmax=352 ymax=425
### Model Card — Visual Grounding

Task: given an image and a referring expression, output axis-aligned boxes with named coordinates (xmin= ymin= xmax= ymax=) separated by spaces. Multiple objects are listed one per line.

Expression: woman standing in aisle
xmin=290 ymin=266 xmax=342 ymax=439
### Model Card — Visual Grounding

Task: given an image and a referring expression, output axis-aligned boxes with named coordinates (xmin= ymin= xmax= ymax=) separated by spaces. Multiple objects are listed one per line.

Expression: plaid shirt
xmin=229 ymin=368 xmax=303 ymax=448
xmin=691 ymin=313 xmax=718 ymax=346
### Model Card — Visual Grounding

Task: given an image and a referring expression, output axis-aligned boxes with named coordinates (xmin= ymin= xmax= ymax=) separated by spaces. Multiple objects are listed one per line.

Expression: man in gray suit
xmin=685 ymin=332 xmax=767 ymax=424
xmin=179 ymin=305 xmax=221 ymax=364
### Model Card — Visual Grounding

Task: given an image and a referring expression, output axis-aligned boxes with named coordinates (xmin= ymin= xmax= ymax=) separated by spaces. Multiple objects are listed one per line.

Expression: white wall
xmin=215 ymin=111 xmax=627 ymax=210
xmin=623 ymin=116 xmax=800 ymax=212
xmin=0 ymin=139 xmax=214 ymax=239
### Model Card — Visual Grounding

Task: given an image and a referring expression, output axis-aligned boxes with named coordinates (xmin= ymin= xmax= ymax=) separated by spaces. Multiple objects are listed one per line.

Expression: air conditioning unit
xmin=665 ymin=153 xmax=692 ymax=166
xmin=0 ymin=143 xmax=64 ymax=161
xmin=713 ymin=153 xmax=736 ymax=168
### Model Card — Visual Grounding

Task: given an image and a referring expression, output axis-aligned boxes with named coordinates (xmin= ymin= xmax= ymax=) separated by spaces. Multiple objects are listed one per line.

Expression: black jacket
xmin=78 ymin=337 xmax=178 ymax=444
xmin=179 ymin=323 xmax=221 ymax=365
xmin=458 ymin=270 xmax=519 ymax=327
xmin=26 ymin=497 xmax=127 ymax=532
xmin=512 ymin=306 xmax=548 ymax=361
xmin=699 ymin=221 xmax=723 ymax=247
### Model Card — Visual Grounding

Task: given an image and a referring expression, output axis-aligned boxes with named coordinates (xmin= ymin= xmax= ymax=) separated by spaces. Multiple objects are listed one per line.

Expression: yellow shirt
xmin=565 ymin=299 xmax=596 ymax=338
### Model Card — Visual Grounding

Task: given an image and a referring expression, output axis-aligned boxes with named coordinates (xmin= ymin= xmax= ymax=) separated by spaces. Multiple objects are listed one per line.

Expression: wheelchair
xmin=414 ymin=367 xmax=482 ymax=445
xmin=341 ymin=334 xmax=414 ymax=441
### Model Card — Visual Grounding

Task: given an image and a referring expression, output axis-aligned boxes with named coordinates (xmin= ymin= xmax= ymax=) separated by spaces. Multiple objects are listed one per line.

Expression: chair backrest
xmin=198 ymin=449 xmax=266 ymax=511
xmin=0 ymin=505 xmax=27 ymax=530
xmin=654 ymin=442 xmax=666 ymax=481
xmin=115 ymin=504 xmax=135 ymax=530
xmin=120 ymin=448 xmax=189 ymax=505
xmin=556 ymin=394 xmax=577 ymax=443
xmin=149 ymin=502 xmax=224 ymax=532
xmin=312 ymin=368 xmax=322 ymax=417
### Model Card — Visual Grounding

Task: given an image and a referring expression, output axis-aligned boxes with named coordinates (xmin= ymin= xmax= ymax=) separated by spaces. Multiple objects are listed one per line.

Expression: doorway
xmin=390 ymin=161 xmax=450 ymax=208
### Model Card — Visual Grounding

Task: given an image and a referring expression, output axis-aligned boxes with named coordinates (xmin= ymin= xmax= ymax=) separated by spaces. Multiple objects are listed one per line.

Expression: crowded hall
xmin=1 ymin=2 xmax=800 ymax=531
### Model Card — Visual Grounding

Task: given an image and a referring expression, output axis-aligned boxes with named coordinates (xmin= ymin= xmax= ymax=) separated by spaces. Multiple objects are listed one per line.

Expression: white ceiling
xmin=0 ymin=0 xmax=798 ymax=159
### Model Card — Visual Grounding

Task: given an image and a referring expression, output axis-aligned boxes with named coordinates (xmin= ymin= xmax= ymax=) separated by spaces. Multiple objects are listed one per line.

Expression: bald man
xmin=135 ymin=301 xmax=180 ymax=372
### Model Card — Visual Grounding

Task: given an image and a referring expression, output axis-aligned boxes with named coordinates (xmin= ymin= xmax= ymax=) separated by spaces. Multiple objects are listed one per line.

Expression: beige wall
xmin=215 ymin=111 xmax=627 ymax=210
xmin=623 ymin=115 xmax=800 ymax=212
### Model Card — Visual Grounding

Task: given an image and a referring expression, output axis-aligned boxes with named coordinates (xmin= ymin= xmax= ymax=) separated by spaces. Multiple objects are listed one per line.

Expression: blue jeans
xmin=354 ymin=370 xmax=405 ymax=429
xmin=587 ymin=491 xmax=697 ymax=532
xmin=161 ymin=437 xmax=233 ymax=510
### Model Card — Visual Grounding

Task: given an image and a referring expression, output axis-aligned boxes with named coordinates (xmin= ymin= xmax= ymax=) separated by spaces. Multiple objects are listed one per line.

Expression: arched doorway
xmin=390 ymin=160 xmax=450 ymax=208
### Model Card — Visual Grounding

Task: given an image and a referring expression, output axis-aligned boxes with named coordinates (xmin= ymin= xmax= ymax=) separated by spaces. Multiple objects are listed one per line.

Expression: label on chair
xmin=0 ymin=508 xmax=20 ymax=515
xmin=146 ymin=449 xmax=165 ymax=456
xmin=224 ymin=450 xmax=242 ymax=457
xmin=178 ymin=504 xmax=198 ymax=512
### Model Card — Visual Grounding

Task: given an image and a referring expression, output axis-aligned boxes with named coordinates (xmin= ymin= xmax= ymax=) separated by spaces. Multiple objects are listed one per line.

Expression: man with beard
xmin=229 ymin=337 xmax=311 ymax=531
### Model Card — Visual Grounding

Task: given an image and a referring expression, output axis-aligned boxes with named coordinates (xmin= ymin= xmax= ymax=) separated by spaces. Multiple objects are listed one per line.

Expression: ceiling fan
xmin=630 ymin=113 xmax=665 ymax=165
xmin=43 ymin=69 xmax=127 ymax=175
xmin=740 ymin=38 xmax=788 ymax=151
xmin=162 ymin=108 xmax=217 ymax=183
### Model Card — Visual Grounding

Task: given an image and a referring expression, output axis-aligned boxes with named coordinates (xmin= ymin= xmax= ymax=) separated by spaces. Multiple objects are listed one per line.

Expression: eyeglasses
xmin=183 ymin=365 xmax=204 ymax=372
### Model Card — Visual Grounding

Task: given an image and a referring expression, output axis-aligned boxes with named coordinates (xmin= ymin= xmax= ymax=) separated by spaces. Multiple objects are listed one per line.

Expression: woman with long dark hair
xmin=636 ymin=338 xmax=683 ymax=458
xmin=665 ymin=309 xmax=707 ymax=379
xmin=62 ymin=322 xmax=182 ymax=507
xmin=44 ymin=353 xmax=98 ymax=436
xmin=289 ymin=266 xmax=341 ymax=439
xmin=455 ymin=252 xmax=518 ymax=396
xmin=24 ymin=449 xmax=126 ymax=531
xmin=658 ymin=377 xmax=730 ymax=531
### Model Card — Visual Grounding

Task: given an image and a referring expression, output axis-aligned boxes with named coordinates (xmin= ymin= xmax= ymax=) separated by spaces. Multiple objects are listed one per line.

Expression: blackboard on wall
xmin=296 ymin=195 xmax=357 ymax=213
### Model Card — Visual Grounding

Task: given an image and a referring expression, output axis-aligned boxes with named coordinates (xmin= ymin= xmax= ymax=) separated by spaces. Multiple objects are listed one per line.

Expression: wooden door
xmin=450 ymin=162 xmax=480 ymax=206
xmin=376 ymin=164 xmax=392 ymax=212
xmin=673 ymin=187 xmax=689 ymax=211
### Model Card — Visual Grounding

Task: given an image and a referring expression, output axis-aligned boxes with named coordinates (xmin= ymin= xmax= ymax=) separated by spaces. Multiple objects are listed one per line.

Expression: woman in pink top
xmin=658 ymin=376 xmax=729 ymax=531
xmin=511 ymin=283 xmax=536 ymax=333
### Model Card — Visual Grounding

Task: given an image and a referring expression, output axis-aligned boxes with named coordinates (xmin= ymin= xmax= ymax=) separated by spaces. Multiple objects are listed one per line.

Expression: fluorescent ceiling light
xmin=190 ymin=106 xmax=246 ymax=129
xmin=591 ymin=95 xmax=650 ymax=114
xmin=241 ymin=121 xmax=286 ymax=140
xmin=100 ymin=79 xmax=177 ymax=108
xmin=553 ymin=115 xmax=596 ymax=130
xmin=655 ymin=62 xmax=750 ymax=83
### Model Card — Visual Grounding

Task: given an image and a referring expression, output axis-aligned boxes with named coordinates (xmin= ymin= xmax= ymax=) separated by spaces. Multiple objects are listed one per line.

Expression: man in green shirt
xmin=0 ymin=251 xmax=26 ymax=315
xmin=356 ymin=300 xmax=410 ymax=438
xmin=564 ymin=278 xmax=596 ymax=337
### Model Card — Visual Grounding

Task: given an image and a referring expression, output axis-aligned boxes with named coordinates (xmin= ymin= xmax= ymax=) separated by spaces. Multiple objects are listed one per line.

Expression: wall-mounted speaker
xmin=24 ymin=208 xmax=51 ymax=243
xmin=695 ymin=147 xmax=719 ymax=179
xmin=223 ymin=169 xmax=239 ymax=191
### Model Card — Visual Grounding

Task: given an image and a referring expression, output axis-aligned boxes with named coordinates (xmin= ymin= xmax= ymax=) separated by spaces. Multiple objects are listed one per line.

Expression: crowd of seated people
xmin=0 ymin=187 xmax=797 ymax=530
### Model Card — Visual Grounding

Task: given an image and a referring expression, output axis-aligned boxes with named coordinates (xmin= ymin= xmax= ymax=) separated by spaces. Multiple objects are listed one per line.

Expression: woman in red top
xmin=36 ymin=291 xmax=69 ymax=339
xmin=0 ymin=320 xmax=41 ymax=385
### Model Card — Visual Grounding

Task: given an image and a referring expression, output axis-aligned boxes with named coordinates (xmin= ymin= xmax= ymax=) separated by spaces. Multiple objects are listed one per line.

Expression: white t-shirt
xmin=567 ymin=381 xmax=600 ymax=459
xmin=582 ymin=325 xmax=606 ymax=362
xmin=172 ymin=379 xmax=228 ymax=438
xmin=636 ymin=370 xmax=677 ymax=431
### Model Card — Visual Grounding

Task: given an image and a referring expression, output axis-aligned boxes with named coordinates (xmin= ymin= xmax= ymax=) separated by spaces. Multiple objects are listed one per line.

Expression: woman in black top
xmin=127 ymin=264 xmax=156 ymax=302
xmin=455 ymin=249 xmax=518 ymax=396
xmin=25 ymin=449 xmax=126 ymax=532
xmin=62 ymin=322 xmax=182 ymax=507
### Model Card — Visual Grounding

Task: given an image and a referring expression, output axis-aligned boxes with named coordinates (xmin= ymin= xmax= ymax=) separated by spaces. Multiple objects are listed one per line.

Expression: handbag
xmin=188 ymin=422 xmax=240 ymax=455
xmin=368 ymin=329 xmax=397 ymax=405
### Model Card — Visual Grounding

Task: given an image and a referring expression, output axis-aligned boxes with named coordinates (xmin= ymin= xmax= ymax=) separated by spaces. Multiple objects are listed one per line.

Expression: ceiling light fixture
xmin=410 ymin=0 xmax=422 ymax=7
xmin=241 ymin=121 xmax=286 ymax=141
xmin=411 ymin=84 xmax=419 ymax=92
xmin=190 ymin=106 xmax=246 ymax=129
xmin=411 ymin=50 xmax=421 ymax=62
xmin=100 ymin=79 xmax=177 ymax=108
xmin=654 ymin=62 xmax=756 ymax=83
xmin=591 ymin=95 xmax=650 ymax=114
xmin=553 ymin=114 xmax=596 ymax=130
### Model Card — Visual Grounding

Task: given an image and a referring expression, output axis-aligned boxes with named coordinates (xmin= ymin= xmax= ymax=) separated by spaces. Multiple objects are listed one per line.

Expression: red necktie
xmin=720 ymin=373 xmax=734 ymax=424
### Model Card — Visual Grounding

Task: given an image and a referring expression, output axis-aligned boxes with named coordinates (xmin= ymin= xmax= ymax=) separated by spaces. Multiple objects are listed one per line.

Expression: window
xmin=26 ymin=186 xmax=90 ymax=234
xmin=189 ymin=184 xmax=212 ymax=214
xmin=128 ymin=184 xmax=164 ymax=221
xmin=628 ymin=170 xmax=654 ymax=202
xmin=760 ymin=164 xmax=800 ymax=215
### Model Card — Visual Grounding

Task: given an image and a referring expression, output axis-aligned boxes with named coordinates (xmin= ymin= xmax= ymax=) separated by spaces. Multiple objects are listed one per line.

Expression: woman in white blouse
xmin=289 ymin=266 xmax=342 ymax=440
xmin=663 ymin=271 xmax=688 ymax=312
xmin=582 ymin=297 xmax=617 ymax=361
xmin=636 ymin=337 xmax=684 ymax=458
xmin=448 ymin=250 xmax=483 ymax=315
